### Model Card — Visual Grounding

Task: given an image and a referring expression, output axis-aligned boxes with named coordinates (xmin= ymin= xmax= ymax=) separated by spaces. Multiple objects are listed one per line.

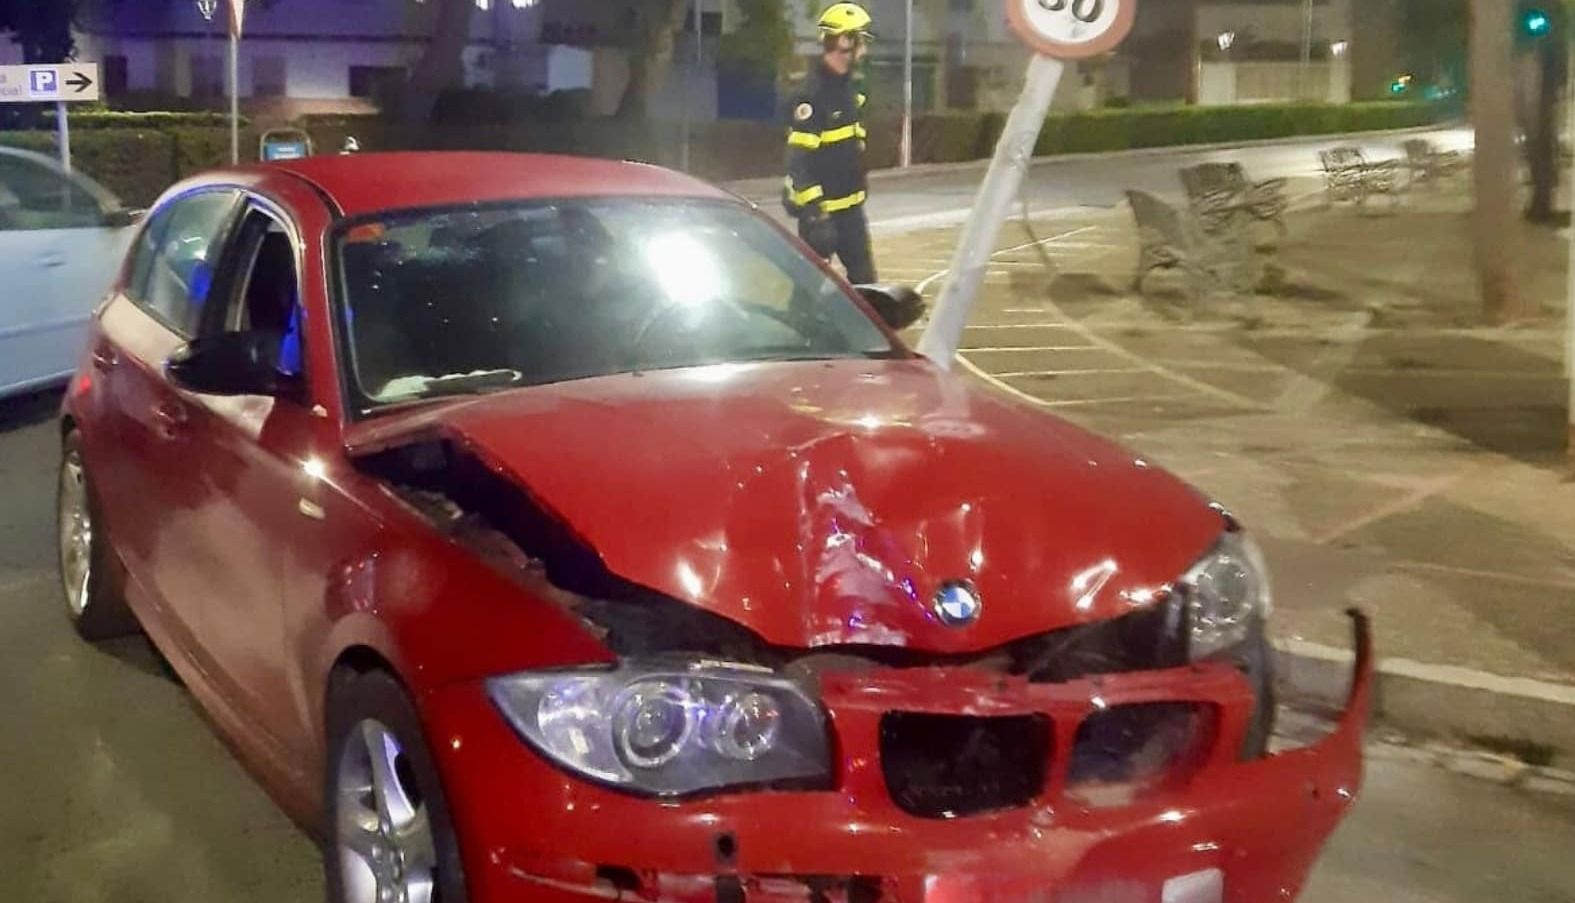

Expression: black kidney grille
xmin=1066 ymin=702 xmax=1211 ymax=789
xmin=879 ymin=712 xmax=1050 ymax=818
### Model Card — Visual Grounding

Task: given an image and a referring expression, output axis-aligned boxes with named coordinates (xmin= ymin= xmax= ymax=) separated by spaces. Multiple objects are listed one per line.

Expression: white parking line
xmin=962 ymin=344 xmax=1099 ymax=352
xmin=992 ymin=367 xmax=1152 ymax=378
xmin=964 ymin=322 xmax=1077 ymax=330
xmin=916 ymin=226 xmax=1099 ymax=295
xmin=1016 ymin=392 xmax=1206 ymax=409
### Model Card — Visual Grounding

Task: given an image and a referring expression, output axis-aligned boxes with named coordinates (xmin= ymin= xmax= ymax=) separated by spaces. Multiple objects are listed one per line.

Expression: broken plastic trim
xmin=353 ymin=435 xmax=769 ymax=660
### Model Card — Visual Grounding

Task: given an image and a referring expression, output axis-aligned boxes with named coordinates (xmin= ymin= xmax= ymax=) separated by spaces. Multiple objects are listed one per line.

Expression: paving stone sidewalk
xmin=876 ymin=176 xmax=1575 ymax=751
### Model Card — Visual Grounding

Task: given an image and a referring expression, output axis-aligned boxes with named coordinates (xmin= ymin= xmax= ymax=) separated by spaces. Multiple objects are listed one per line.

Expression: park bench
xmin=1319 ymin=146 xmax=1403 ymax=209
xmin=1401 ymin=138 xmax=1467 ymax=188
xmin=1126 ymin=189 xmax=1261 ymax=298
xmin=1180 ymin=161 xmax=1290 ymax=234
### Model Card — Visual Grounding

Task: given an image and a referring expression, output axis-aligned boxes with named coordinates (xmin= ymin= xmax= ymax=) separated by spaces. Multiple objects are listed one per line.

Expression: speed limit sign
xmin=1006 ymin=0 xmax=1137 ymax=60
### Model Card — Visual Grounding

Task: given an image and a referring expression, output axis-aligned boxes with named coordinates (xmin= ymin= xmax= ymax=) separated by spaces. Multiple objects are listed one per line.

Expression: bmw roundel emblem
xmin=933 ymin=580 xmax=983 ymax=627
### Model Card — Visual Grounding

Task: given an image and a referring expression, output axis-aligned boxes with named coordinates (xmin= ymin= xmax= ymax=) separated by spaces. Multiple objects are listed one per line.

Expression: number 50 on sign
xmin=1006 ymin=0 xmax=1136 ymax=60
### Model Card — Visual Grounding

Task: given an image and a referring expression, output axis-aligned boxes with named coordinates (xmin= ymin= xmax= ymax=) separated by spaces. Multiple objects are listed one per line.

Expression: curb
xmin=724 ymin=123 xmax=1464 ymax=196
xmin=1274 ymin=640 xmax=1575 ymax=771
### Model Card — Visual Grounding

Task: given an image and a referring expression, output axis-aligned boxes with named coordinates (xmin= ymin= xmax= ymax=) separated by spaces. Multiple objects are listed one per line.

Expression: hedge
xmin=0 ymin=125 xmax=244 ymax=206
xmin=0 ymin=100 xmax=1441 ymax=210
xmin=1034 ymin=102 xmax=1437 ymax=156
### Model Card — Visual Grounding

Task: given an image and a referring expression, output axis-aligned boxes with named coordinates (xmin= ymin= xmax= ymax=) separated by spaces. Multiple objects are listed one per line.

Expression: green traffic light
xmin=1524 ymin=8 xmax=1551 ymax=36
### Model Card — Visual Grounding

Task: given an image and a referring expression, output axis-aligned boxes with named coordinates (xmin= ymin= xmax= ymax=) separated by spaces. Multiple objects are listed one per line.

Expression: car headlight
xmin=487 ymin=662 xmax=831 ymax=796
xmin=1180 ymin=529 xmax=1273 ymax=660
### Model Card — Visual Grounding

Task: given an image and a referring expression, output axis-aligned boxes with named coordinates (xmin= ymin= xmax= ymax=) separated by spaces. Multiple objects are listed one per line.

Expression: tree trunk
xmin=1526 ymin=42 xmax=1563 ymax=222
xmin=1471 ymin=0 xmax=1523 ymax=321
xmin=400 ymin=0 xmax=475 ymax=131
xmin=617 ymin=0 xmax=692 ymax=119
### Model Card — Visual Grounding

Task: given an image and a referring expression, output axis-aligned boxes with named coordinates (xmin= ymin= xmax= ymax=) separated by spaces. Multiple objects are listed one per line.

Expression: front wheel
xmin=325 ymin=670 xmax=468 ymax=903
xmin=57 ymin=430 xmax=139 ymax=640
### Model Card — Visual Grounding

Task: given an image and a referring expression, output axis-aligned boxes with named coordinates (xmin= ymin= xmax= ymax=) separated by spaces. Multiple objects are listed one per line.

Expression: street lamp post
xmin=197 ymin=0 xmax=219 ymax=120
xmin=902 ymin=0 xmax=913 ymax=168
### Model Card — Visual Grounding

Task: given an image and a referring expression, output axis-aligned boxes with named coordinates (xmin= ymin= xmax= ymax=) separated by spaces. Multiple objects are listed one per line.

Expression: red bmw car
xmin=57 ymin=153 xmax=1371 ymax=903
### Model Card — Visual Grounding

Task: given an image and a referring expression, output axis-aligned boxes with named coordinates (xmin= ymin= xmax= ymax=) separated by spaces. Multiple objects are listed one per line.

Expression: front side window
xmin=219 ymin=209 xmax=305 ymax=378
xmin=132 ymin=190 xmax=240 ymax=335
xmin=0 ymin=154 xmax=106 ymax=231
xmin=336 ymin=199 xmax=899 ymax=411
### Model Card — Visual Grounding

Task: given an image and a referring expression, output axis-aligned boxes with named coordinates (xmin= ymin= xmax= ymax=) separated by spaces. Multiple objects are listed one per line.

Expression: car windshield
xmin=335 ymin=198 xmax=899 ymax=409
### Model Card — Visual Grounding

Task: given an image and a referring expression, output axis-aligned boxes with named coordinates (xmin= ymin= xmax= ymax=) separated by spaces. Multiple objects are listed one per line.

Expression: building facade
xmin=0 ymin=0 xmax=604 ymax=118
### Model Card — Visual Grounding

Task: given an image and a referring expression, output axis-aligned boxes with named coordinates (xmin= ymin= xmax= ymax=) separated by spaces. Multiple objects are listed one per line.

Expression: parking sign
xmin=30 ymin=69 xmax=57 ymax=96
xmin=0 ymin=64 xmax=100 ymax=104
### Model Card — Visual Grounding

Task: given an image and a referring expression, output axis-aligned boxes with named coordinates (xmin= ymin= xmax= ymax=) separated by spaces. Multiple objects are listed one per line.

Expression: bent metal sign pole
xmin=917 ymin=0 xmax=1136 ymax=367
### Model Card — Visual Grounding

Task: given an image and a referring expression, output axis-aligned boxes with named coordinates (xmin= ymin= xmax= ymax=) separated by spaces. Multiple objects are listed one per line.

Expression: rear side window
xmin=126 ymin=190 xmax=240 ymax=335
xmin=0 ymin=154 xmax=105 ymax=231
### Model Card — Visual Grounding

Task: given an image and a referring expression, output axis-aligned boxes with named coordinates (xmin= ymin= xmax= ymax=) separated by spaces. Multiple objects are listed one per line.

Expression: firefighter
xmin=783 ymin=2 xmax=877 ymax=285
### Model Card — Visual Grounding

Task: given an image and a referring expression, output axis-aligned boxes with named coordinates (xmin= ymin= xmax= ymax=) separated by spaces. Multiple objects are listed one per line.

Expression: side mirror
xmin=166 ymin=331 xmax=296 ymax=397
xmin=102 ymin=207 xmax=145 ymax=229
xmin=856 ymin=284 xmax=926 ymax=332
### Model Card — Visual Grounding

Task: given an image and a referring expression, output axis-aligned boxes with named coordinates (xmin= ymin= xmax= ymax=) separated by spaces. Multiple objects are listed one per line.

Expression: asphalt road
xmin=3 ymin=379 xmax=1574 ymax=899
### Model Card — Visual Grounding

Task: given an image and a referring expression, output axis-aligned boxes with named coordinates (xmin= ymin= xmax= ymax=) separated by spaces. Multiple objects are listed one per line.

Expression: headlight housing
xmin=487 ymin=662 xmax=831 ymax=796
xmin=1180 ymin=529 xmax=1272 ymax=660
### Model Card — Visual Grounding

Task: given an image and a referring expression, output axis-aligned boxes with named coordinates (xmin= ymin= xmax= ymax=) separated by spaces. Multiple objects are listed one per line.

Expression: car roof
xmin=0 ymin=145 xmax=123 ymax=208
xmin=260 ymin=151 xmax=735 ymax=218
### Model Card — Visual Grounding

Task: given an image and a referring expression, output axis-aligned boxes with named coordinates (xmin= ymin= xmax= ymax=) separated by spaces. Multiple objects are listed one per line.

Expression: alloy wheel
xmin=58 ymin=449 xmax=93 ymax=618
xmin=336 ymin=719 xmax=440 ymax=903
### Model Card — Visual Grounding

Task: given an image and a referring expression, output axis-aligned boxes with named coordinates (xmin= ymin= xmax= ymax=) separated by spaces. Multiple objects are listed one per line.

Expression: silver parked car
xmin=0 ymin=146 xmax=140 ymax=399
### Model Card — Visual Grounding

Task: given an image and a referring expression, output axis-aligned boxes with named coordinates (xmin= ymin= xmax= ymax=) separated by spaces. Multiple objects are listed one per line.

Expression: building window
xmin=103 ymin=55 xmax=129 ymax=95
xmin=254 ymin=56 xmax=285 ymax=98
xmin=190 ymin=54 xmax=224 ymax=100
xmin=686 ymin=5 xmax=722 ymax=35
xmin=349 ymin=65 xmax=407 ymax=100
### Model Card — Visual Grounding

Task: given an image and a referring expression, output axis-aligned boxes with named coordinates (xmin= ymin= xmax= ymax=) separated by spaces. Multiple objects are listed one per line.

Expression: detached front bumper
xmin=424 ymin=612 xmax=1374 ymax=903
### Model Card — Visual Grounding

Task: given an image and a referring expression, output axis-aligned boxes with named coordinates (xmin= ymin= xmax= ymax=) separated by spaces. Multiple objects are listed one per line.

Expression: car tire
xmin=324 ymin=669 xmax=469 ymax=903
xmin=57 ymin=429 xmax=139 ymax=641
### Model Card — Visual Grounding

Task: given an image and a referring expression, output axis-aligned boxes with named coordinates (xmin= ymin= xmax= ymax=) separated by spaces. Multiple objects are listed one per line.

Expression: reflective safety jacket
xmin=782 ymin=62 xmax=868 ymax=218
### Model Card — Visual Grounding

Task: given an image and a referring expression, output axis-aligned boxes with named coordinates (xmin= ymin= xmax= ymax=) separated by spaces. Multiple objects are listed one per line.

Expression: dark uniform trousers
xmin=782 ymin=62 xmax=877 ymax=285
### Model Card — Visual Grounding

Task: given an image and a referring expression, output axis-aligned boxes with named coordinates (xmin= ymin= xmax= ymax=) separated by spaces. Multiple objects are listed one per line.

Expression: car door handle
xmin=153 ymin=401 xmax=188 ymax=437
xmin=91 ymin=346 xmax=119 ymax=371
xmin=39 ymin=252 xmax=67 ymax=269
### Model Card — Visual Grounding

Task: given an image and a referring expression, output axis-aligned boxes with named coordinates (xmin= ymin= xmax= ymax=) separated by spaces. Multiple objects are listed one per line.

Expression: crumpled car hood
xmin=350 ymin=359 xmax=1224 ymax=653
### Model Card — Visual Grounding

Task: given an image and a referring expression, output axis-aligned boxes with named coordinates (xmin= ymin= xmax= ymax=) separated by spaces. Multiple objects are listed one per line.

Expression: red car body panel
xmin=267 ymin=152 xmax=733 ymax=218
xmin=343 ymin=359 xmax=1223 ymax=652
xmin=60 ymin=154 xmax=1370 ymax=901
